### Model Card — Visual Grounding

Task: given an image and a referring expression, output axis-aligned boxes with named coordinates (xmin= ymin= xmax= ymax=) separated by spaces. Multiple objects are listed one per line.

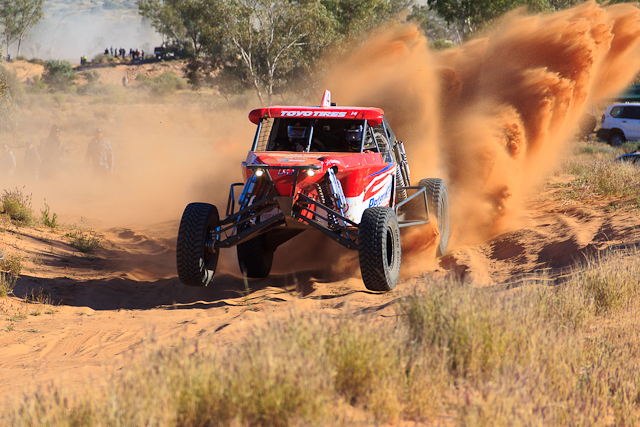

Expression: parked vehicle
xmin=596 ymin=103 xmax=640 ymax=146
xmin=614 ymin=152 xmax=640 ymax=164
xmin=176 ymin=91 xmax=450 ymax=292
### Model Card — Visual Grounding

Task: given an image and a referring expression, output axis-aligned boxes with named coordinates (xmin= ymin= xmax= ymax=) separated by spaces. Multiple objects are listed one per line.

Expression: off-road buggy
xmin=177 ymin=91 xmax=450 ymax=291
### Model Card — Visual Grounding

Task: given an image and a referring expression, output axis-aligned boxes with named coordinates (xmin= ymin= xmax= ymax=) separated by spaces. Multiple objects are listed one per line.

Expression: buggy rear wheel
xmin=358 ymin=207 xmax=401 ymax=291
xmin=419 ymin=178 xmax=450 ymax=257
xmin=237 ymin=233 xmax=274 ymax=278
xmin=176 ymin=203 xmax=219 ymax=287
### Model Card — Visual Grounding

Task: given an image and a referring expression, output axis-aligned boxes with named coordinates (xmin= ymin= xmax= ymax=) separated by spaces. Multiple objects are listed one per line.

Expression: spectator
xmin=39 ymin=125 xmax=64 ymax=179
xmin=85 ymin=128 xmax=114 ymax=175
xmin=23 ymin=140 xmax=41 ymax=180
xmin=0 ymin=144 xmax=16 ymax=178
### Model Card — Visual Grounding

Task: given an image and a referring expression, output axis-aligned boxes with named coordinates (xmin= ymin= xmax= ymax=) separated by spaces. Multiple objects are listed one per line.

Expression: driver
xmin=345 ymin=125 xmax=363 ymax=152
xmin=287 ymin=124 xmax=308 ymax=152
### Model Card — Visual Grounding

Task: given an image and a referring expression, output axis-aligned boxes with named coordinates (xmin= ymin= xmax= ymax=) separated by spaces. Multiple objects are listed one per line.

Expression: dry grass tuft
xmin=0 ymin=187 xmax=34 ymax=226
xmin=3 ymin=251 xmax=640 ymax=425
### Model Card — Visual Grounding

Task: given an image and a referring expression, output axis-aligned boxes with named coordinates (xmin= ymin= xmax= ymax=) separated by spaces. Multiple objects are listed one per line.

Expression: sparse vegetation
xmin=40 ymin=200 xmax=57 ymax=228
xmin=555 ymin=141 xmax=640 ymax=206
xmin=0 ymin=187 xmax=34 ymax=225
xmin=0 ymin=271 xmax=16 ymax=297
xmin=0 ymin=251 xmax=22 ymax=277
xmin=135 ymin=71 xmax=187 ymax=95
xmin=5 ymin=250 xmax=640 ymax=425
xmin=65 ymin=227 xmax=100 ymax=253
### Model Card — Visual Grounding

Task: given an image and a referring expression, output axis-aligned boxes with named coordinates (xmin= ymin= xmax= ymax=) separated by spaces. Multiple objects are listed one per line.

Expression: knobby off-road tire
xmin=176 ymin=203 xmax=219 ymax=287
xmin=359 ymin=207 xmax=402 ymax=291
xmin=609 ymin=132 xmax=625 ymax=147
xmin=237 ymin=232 xmax=274 ymax=278
xmin=419 ymin=178 xmax=450 ymax=257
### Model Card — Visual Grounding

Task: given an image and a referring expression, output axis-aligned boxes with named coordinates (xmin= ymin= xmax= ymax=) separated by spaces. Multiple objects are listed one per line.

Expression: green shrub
xmin=0 ymin=252 xmax=22 ymax=277
xmin=0 ymin=75 xmax=17 ymax=131
xmin=91 ymin=53 xmax=118 ymax=65
xmin=77 ymin=71 xmax=104 ymax=96
xmin=42 ymin=60 xmax=77 ymax=92
xmin=0 ymin=188 xmax=34 ymax=226
xmin=25 ymin=75 xmax=46 ymax=94
xmin=136 ymin=71 xmax=187 ymax=95
xmin=41 ymin=201 xmax=57 ymax=229
xmin=0 ymin=271 xmax=16 ymax=297
xmin=0 ymin=65 xmax=23 ymax=99
xmin=65 ymin=228 xmax=100 ymax=253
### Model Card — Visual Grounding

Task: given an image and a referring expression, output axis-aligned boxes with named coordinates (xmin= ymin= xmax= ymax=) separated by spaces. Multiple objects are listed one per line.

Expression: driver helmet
xmin=345 ymin=125 xmax=363 ymax=151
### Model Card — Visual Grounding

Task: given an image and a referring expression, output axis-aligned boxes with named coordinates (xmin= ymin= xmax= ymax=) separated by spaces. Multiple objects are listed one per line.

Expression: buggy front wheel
xmin=358 ymin=207 xmax=401 ymax=291
xmin=176 ymin=203 xmax=219 ymax=287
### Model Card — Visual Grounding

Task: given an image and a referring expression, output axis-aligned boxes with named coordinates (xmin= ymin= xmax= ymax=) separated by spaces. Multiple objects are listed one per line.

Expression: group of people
xmin=104 ymin=46 xmax=145 ymax=61
xmin=0 ymin=125 xmax=114 ymax=184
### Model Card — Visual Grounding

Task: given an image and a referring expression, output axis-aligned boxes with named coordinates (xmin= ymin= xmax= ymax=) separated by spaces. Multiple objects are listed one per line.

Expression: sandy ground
xmin=2 ymin=57 xmax=186 ymax=87
xmin=2 ymin=174 xmax=640 ymax=406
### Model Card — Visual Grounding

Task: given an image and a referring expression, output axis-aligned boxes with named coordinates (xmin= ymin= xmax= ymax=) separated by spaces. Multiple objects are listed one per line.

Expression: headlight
xmin=255 ymin=169 xmax=264 ymax=177
xmin=306 ymin=169 xmax=316 ymax=177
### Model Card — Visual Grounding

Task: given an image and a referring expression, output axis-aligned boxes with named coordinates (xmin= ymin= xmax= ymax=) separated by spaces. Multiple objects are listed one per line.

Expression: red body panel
xmin=249 ymin=106 xmax=385 ymax=126
xmin=243 ymin=151 xmax=396 ymax=222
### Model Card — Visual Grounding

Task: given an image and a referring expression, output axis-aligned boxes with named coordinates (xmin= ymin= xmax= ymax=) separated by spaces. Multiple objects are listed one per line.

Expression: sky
xmin=15 ymin=1 xmax=161 ymax=62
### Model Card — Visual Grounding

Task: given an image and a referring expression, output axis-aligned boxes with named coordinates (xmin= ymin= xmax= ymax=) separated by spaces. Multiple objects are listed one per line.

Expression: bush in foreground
xmin=0 ymin=188 xmax=34 ymax=226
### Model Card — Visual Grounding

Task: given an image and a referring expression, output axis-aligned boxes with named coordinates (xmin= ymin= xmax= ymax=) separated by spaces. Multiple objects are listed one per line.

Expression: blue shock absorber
xmin=239 ymin=173 xmax=258 ymax=208
xmin=327 ymin=168 xmax=347 ymax=217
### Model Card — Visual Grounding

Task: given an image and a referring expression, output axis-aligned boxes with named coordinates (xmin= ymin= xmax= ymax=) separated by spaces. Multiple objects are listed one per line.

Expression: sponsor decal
xmin=368 ymin=184 xmax=392 ymax=208
xmin=260 ymin=207 xmax=281 ymax=222
xmin=280 ymin=110 xmax=349 ymax=118
xmin=363 ymin=174 xmax=392 ymax=200
xmin=323 ymin=158 xmax=341 ymax=167
xmin=278 ymin=169 xmax=295 ymax=175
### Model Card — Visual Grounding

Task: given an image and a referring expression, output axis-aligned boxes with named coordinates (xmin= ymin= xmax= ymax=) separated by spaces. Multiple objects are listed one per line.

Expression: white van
xmin=596 ymin=103 xmax=640 ymax=145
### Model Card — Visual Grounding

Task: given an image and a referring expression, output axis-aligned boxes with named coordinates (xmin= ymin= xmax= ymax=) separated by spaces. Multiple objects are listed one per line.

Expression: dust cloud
xmin=4 ymin=1 xmax=640 ymax=281
xmin=323 ymin=1 xmax=640 ymax=261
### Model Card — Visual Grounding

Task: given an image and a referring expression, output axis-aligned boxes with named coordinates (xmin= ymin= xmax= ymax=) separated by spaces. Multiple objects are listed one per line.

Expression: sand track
xmin=2 ymin=188 xmax=640 ymax=405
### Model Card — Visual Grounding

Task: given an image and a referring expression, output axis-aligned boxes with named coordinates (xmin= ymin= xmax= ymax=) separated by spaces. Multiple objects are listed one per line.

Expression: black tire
xmin=359 ymin=207 xmax=401 ymax=291
xmin=237 ymin=232 xmax=274 ymax=278
xmin=609 ymin=132 xmax=625 ymax=146
xmin=176 ymin=203 xmax=219 ymax=287
xmin=419 ymin=178 xmax=450 ymax=257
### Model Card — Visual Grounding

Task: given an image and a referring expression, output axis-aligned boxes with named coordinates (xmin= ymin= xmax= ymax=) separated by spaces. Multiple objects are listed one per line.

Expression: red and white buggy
xmin=177 ymin=91 xmax=450 ymax=291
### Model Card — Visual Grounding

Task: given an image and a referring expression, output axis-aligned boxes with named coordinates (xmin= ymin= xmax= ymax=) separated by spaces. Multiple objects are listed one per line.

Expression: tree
xmin=423 ymin=0 xmax=554 ymax=42
xmin=137 ymin=0 xmax=212 ymax=57
xmin=0 ymin=0 xmax=44 ymax=57
xmin=218 ymin=0 xmax=336 ymax=104
xmin=137 ymin=0 xmax=413 ymax=103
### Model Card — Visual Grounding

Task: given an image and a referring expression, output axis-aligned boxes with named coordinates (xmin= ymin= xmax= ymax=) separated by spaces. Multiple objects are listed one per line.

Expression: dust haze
xmin=324 ymin=1 xmax=640 ymax=256
xmin=4 ymin=1 xmax=640 ymax=280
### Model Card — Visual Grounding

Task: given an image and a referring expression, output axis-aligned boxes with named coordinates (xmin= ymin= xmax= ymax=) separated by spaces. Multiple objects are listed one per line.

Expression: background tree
xmin=0 ymin=0 xmax=45 ymax=57
xmin=138 ymin=0 xmax=412 ymax=103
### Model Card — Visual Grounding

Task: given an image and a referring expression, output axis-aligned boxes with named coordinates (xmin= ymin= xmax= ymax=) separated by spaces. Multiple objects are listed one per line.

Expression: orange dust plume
xmin=323 ymin=1 xmax=640 ymax=265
